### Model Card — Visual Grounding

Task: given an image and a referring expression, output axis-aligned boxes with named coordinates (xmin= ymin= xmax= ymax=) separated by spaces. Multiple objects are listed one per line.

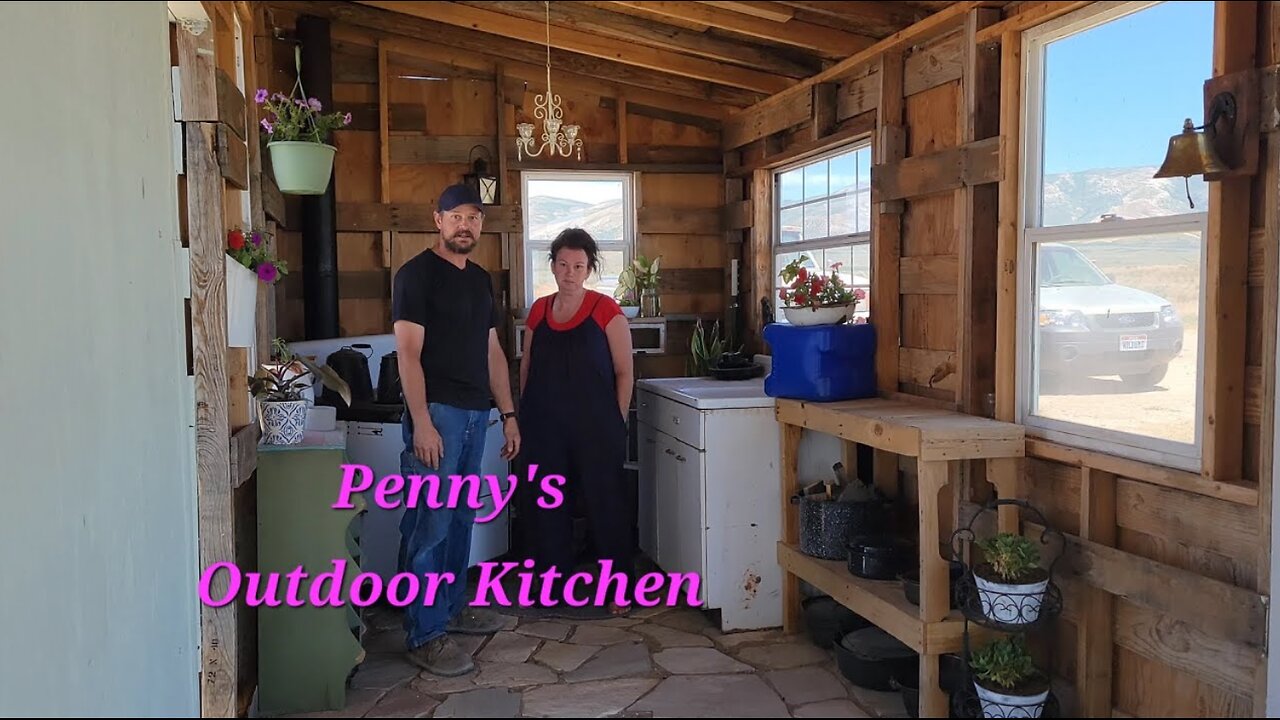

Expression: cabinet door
xmin=670 ymin=437 xmax=707 ymax=605
xmin=637 ymin=422 xmax=659 ymax=561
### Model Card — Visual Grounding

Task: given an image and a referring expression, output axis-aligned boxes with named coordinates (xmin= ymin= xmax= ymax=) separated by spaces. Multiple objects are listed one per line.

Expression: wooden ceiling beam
xmin=324 ymin=14 xmax=732 ymax=120
xmin=578 ymin=0 xmax=710 ymax=31
xmin=609 ymin=0 xmax=877 ymax=59
xmin=726 ymin=1 xmax=982 ymax=137
xmin=698 ymin=1 xmax=796 ymax=23
xmin=777 ymin=1 xmax=930 ymax=37
xmin=453 ymin=0 xmax=821 ymax=79
xmin=266 ymin=1 xmax=765 ymax=108
xmin=356 ymin=0 xmax=791 ymax=94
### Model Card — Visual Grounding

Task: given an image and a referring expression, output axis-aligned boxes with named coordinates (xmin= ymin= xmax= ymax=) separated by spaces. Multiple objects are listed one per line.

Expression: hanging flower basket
xmin=267 ymin=140 xmax=336 ymax=196
xmin=255 ymin=47 xmax=351 ymax=196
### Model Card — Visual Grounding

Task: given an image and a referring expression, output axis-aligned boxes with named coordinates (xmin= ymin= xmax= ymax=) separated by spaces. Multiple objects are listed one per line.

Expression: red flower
xmin=228 ymin=229 xmax=245 ymax=250
xmin=811 ymin=277 xmax=825 ymax=294
xmin=798 ymin=267 xmax=808 ymax=283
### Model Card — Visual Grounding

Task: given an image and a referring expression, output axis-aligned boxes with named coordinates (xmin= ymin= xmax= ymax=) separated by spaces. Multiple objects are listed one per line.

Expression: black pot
xmin=834 ymin=627 xmax=918 ymax=691
xmin=847 ymin=536 xmax=913 ymax=580
xmin=322 ymin=344 xmax=374 ymax=406
xmin=801 ymin=595 xmax=869 ymax=649
xmin=376 ymin=351 xmax=402 ymax=404
xmin=900 ymin=562 xmax=965 ymax=608
xmin=794 ymin=495 xmax=887 ymax=560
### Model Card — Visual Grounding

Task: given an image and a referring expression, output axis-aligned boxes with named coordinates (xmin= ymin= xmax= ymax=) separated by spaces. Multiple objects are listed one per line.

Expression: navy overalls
xmin=517 ymin=291 xmax=634 ymax=592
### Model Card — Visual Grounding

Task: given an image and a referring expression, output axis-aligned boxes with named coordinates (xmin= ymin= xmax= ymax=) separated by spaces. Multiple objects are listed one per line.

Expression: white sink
xmin=636 ymin=376 xmax=774 ymax=410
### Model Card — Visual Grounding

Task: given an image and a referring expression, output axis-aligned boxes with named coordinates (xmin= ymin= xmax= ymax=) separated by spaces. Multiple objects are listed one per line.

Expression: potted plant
xmin=778 ymin=256 xmax=866 ymax=326
xmin=688 ymin=318 xmax=726 ymax=376
xmin=969 ymin=636 xmax=1050 ymax=718
xmin=632 ymin=255 xmax=662 ymax=317
xmin=255 ymin=87 xmax=352 ymax=195
xmin=972 ymin=532 xmax=1049 ymax=626
xmin=225 ymin=228 xmax=287 ymax=351
xmin=614 ymin=267 xmax=641 ymax=318
xmin=250 ymin=339 xmax=351 ymax=445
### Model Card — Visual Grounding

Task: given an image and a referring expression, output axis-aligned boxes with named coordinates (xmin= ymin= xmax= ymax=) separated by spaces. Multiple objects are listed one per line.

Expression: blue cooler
xmin=764 ymin=322 xmax=877 ymax=402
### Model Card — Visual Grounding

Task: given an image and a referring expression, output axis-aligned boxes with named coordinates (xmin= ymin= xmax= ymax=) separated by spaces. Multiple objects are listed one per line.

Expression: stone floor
xmin=281 ymin=603 xmax=913 ymax=719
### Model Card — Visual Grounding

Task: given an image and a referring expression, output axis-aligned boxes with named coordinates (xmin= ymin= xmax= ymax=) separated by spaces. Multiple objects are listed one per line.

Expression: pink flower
xmin=831 ymin=261 xmax=843 ymax=271
xmin=256 ymin=262 xmax=278 ymax=283
xmin=308 ymin=97 xmax=323 ymax=112
xmin=254 ymin=88 xmax=268 ymax=104
xmin=853 ymin=288 xmax=867 ymax=300
xmin=260 ymin=118 xmax=273 ymax=133
xmin=343 ymin=112 xmax=352 ymax=125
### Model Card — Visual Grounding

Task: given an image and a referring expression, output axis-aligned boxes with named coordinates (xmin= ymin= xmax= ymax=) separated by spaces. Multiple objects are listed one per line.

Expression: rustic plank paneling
xmin=898 ymin=347 xmax=957 ymax=392
xmin=216 ymin=67 xmax=247 ymax=140
xmin=904 ymin=30 xmax=964 ymax=97
xmin=638 ymin=206 xmax=721 ymax=234
xmin=722 ymin=199 xmax=753 ymax=230
xmin=900 ymin=255 xmax=958 ymax=295
xmin=334 ymin=102 xmax=428 ymax=132
xmin=337 ymin=202 xmax=522 ymax=233
xmin=872 ymin=136 xmax=1002 ymax=201
xmin=723 ymin=88 xmax=813 ymax=149
xmin=389 ymin=135 xmax=496 ymax=164
xmin=216 ymin=124 xmax=249 ymax=190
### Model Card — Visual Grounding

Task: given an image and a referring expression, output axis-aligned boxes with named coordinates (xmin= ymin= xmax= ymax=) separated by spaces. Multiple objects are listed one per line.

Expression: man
xmin=392 ymin=183 xmax=521 ymax=677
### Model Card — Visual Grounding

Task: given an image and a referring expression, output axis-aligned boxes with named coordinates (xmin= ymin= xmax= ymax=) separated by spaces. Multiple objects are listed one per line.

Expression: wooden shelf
xmin=775 ymin=396 xmax=1025 ymax=718
xmin=777 ymin=541 xmax=973 ymax=654
xmin=775 ymin=397 xmax=1025 ymax=461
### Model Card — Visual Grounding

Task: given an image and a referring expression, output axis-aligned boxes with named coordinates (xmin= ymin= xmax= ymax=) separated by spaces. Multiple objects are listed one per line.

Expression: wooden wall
xmin=259 ymin=7 xmax=725 ymax=378
xmin=726 ymin=1 xmax=1275 ymax=716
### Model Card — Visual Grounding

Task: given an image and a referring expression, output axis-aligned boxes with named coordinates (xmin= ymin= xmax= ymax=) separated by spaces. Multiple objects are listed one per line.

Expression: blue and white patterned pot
xmin=260 ymin=400 xmax=308 ymax=445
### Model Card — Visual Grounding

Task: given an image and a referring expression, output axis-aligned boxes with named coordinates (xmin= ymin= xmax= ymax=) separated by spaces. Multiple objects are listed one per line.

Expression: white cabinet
xmin=635 ymin=380 xmax=783 ymax=631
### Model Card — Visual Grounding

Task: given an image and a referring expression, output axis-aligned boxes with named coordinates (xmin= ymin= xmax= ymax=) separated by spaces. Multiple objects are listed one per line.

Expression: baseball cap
xmin=437 ymin=183 xmax=484 ymax=212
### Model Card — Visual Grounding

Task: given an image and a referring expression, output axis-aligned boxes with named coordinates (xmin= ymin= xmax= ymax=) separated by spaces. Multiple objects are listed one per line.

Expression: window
xmin=773 ymin=143 xmax=873 ymax=321
xmin=521 ymin=171 xmax=634 ymax=308
xmin=1019 ymin=1 xmax=1213 ymax=469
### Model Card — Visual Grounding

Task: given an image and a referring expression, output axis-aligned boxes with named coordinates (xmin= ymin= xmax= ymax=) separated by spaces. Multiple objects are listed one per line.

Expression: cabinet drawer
xmin=637 ymin=389 xmax=704 ymax=449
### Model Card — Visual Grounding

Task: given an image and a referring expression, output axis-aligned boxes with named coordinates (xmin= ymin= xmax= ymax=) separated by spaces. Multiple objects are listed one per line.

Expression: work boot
xmin=407 ymin=635 xmax=474 ymax=677
xmin=446 ymin=607 xmax=506 ymax=635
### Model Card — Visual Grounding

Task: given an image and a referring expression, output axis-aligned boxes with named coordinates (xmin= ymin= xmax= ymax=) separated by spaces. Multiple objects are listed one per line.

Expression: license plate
xmin=1120 ymin=334 xmax=1148 ymax=351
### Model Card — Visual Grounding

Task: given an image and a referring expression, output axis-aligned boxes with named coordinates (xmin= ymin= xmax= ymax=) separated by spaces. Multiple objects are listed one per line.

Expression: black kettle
xmin=321 ymin=344 xmax=374 ymax=407
xmin=377 ymin=351 xmax=402 ymax=404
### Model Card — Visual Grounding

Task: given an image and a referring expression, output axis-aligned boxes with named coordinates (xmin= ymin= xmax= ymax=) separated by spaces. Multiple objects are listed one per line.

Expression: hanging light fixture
xmin=515 ymin=1 xmax=583 ymax=161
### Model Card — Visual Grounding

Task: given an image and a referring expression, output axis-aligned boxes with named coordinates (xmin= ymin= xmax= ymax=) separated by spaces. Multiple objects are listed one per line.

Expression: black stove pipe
xmin=297 ymin=15 xmax=339 ymax=339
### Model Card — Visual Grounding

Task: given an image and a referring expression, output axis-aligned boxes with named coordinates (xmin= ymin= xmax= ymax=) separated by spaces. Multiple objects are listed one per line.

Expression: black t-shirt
xmin=391 ymin=249 xmax=499 ymax=411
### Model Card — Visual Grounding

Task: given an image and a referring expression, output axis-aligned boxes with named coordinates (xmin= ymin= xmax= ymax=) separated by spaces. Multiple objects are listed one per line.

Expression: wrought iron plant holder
xmin=945 ymin=499 xmax=1065 ymax=719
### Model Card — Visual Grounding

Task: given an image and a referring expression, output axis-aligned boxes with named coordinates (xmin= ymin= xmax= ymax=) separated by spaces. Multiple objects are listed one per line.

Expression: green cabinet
xmin=257 ymin=438 xmax=366 ymax=716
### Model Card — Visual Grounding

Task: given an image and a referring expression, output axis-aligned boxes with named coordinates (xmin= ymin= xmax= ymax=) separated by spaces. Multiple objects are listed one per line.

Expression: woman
xmin=517 ymin=227 xmax=635 ymax=617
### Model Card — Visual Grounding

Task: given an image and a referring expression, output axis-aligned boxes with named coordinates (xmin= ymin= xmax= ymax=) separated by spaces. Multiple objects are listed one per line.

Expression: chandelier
xmin=516 ymin=1 xmax=582 ymax=161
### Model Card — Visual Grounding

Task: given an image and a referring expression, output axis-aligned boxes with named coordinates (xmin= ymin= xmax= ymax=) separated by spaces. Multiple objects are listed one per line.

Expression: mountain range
xmin=523 ymin=165 xmax=1209 ymax=241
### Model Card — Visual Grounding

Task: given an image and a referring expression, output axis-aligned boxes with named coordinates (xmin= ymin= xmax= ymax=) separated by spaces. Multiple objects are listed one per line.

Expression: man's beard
xmin=443 ymin=231 xmax=475 ymax=254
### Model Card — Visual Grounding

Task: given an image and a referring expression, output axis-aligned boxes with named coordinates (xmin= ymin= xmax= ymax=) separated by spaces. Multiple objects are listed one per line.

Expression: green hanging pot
xmin=267 ymin=140 xmax=336 ymax=195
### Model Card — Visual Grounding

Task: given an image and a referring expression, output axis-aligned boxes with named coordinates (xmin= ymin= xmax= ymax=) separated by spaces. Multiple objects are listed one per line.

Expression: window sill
xmin=1024 ymin=436 xmax=1257 ymax=506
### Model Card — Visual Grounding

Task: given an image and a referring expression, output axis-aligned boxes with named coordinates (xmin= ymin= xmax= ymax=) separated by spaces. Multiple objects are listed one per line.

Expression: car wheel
xmin=1121 ymin=363 xmax=1169 ymax=389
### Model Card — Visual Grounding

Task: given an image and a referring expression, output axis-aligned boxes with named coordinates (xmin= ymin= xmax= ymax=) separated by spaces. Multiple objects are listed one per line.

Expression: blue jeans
xmin=398 ymin=402 xmax=490 ymax=649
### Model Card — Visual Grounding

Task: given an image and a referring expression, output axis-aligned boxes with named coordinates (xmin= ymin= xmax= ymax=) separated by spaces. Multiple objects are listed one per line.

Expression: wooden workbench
xmin=775 ymin=397 xmax=1025 ymax=718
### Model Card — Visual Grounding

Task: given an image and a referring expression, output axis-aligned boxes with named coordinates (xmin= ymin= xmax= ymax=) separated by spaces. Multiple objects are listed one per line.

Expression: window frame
xmin=520 ymin=170 xmax=636 ymax=308
xmin=771 ymin=142 xmax=874 ymax=320
xmin=1016 ymin=0 xmax=1210 ymax=471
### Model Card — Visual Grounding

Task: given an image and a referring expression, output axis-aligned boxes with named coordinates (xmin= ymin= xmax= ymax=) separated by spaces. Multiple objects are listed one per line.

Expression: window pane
xmin=829 ymin=152 xmax=857 ymax=196
xmin=829 ymin=194 xmax=856 ymax=236
xmin=527 ymin=177 xmax=625 ymax=242
xmin=780 ymin=206 xmax=803 ymax=243
xmin=851 ymin=243 xmax=871 ymax=320
xmin=855 ymin=148 xmax=872 ymax=233
xmin=1030 ymin=230 xmax=1202 ymax=446
xmin=1038 ymin=1 xmax=1214 ymax=226
xmin=803 ymin=200 xmax=828 ymax=241
xmin=780 ymin=169 xmax=803 ymax=207
xmin=529 ymin=248 xmax=627 ymax=302
xmin=804 ymin=161 xmax=828 ymax=201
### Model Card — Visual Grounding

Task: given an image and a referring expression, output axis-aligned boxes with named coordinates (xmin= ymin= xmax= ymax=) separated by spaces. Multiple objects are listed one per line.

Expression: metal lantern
xmin=465 ymin=145 xmax=498 ymax=205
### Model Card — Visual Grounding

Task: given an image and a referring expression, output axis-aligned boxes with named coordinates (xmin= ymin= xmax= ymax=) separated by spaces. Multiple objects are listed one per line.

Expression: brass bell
xmin=1154 ymin=118 xmax=1229 ymax=178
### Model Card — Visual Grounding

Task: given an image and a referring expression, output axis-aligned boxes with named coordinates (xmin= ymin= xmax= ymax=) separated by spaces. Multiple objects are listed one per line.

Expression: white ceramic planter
xmin=974 ymin=572 xmax=1049 ymax=625
xmin=226 ymin=255 xmax=258 ymax=350
xmin=783 ymin=303 xmax=854 ymax=326
xmin=260 ymin=400 xmax=308 ymax=445
xmin=974 ymin=679 xmax=1049 ymax=718
xmin=621 ymin=305 xmax=640 ymax=318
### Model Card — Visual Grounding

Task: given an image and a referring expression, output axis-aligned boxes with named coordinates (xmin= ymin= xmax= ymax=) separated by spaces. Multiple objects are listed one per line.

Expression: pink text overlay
xmin=333 ymin=463 xmax=565 ymax=523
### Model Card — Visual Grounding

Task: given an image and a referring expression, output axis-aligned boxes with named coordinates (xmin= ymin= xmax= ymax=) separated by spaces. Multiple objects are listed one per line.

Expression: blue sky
xmin=1042 ymin=1 xmax=1215 ymax=175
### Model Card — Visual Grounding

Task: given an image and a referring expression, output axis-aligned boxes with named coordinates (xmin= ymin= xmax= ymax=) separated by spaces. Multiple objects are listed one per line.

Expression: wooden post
xmin=994 ymin=30 xmax=1022 ymax=423
xmin=780 ymin=422 xmax=803 ymax=633
xmin=1077 ymin=467 xmax=1117 ymax=717
xmin=379 ymin=41 xmax=392 ymax=271
xmin=872 ymin=52 xmax=905 ymax=395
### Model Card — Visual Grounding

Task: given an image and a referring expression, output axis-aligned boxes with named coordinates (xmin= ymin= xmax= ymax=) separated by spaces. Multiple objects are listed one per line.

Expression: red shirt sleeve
xmin=592 ymin=292 xmax=623 ymax=330
xmin=527 ymin=296 xmax=548 ymax=331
